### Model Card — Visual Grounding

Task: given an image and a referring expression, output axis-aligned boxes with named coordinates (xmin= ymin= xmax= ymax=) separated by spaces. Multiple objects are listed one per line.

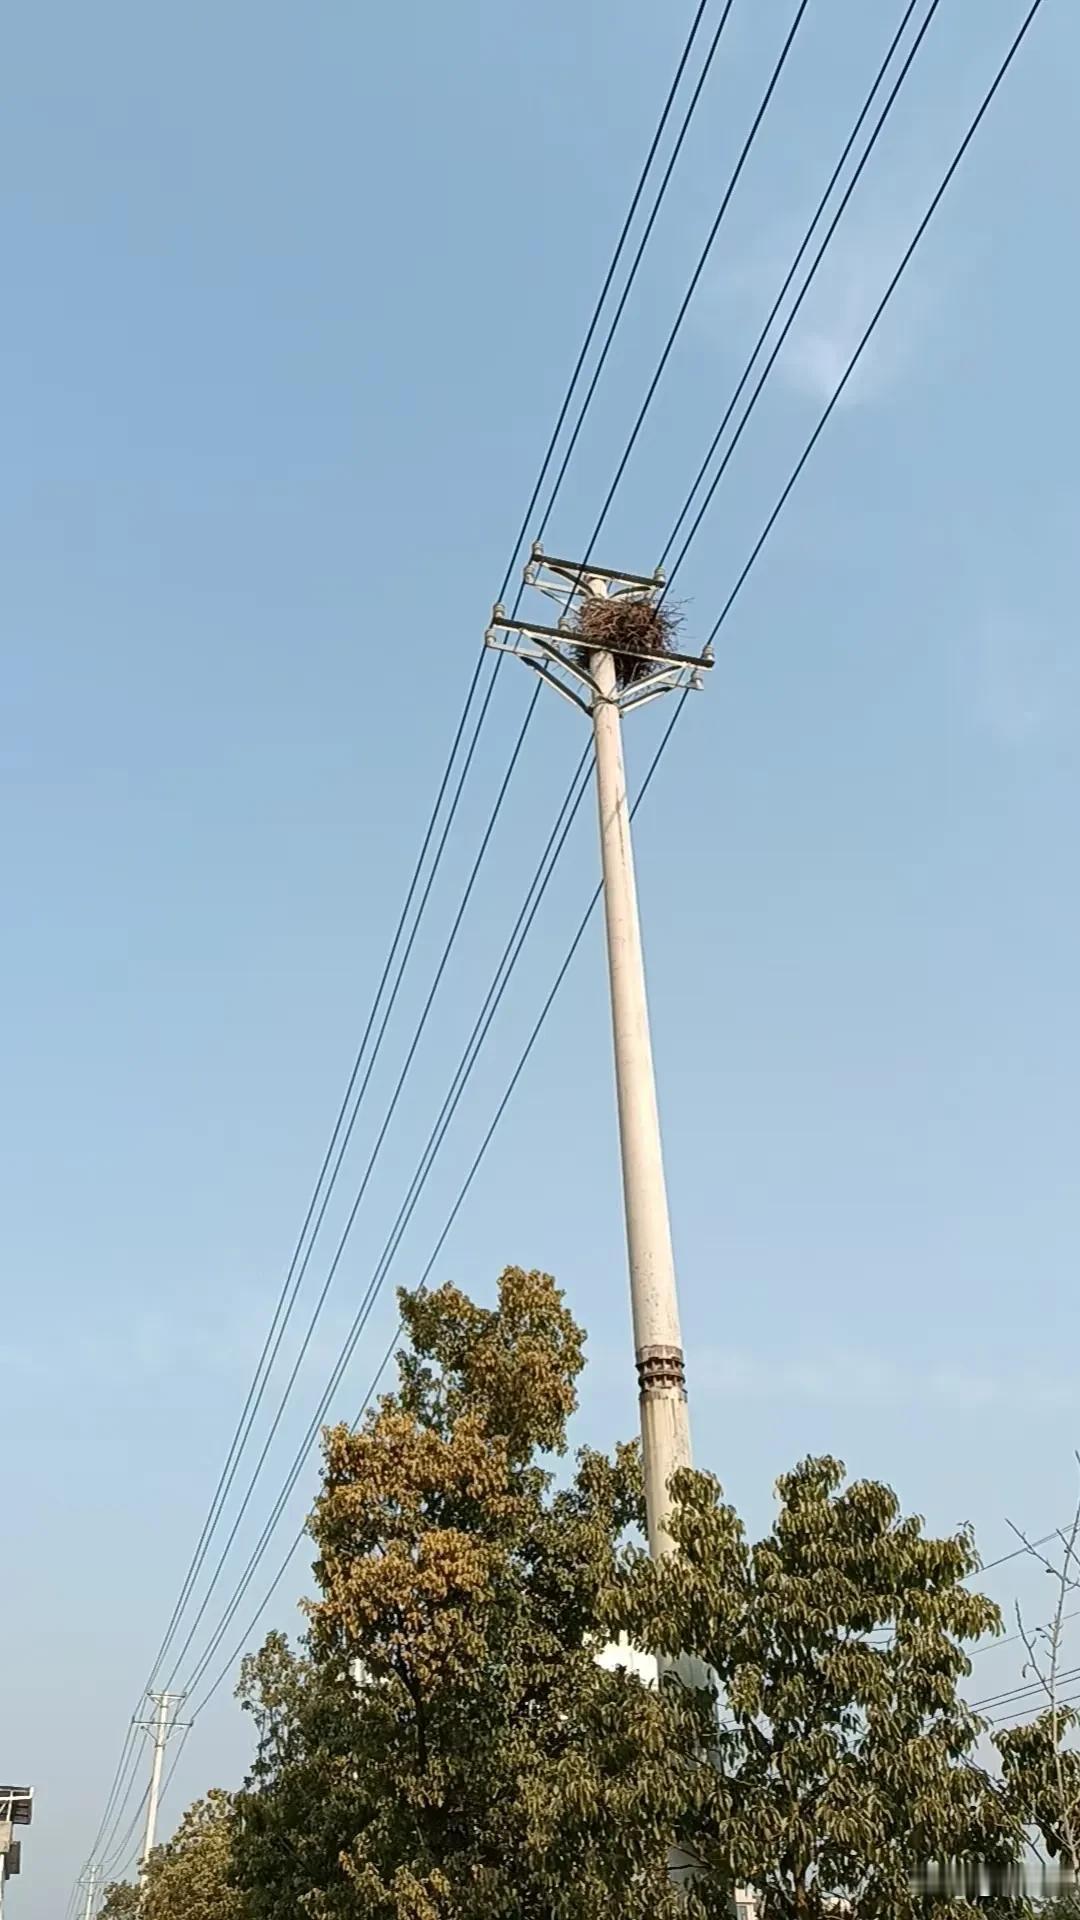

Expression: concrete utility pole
xmin=137 ymin=1691 xmax=185 ymax=1873
xmin=486 ymin=546 xmax=712 ymax=1556
xmin=81 ymin=1863 xmax=98 ymax=1920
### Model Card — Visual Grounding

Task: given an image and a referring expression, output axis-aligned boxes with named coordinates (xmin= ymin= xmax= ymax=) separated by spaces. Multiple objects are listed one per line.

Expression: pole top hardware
xmin=486 ymin=547 xmax=712 ymax=720
xmin=529 ymin=541 xmax=665 ymax=592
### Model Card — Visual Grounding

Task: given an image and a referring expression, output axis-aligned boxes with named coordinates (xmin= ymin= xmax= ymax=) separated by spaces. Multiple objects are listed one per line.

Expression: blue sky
xmin=3 ymin=0 xmax=1079 ymax=1910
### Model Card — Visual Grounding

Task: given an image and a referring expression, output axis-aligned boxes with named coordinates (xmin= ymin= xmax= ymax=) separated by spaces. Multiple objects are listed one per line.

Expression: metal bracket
xmin=484 ymin=547 xmax=713 ymax=722
xmin=528 ymin=543 xmax=663 ymax=592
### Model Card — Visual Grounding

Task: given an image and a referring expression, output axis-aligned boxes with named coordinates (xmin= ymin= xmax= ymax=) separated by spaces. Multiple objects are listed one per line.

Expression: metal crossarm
xmin=484 ymin=547 xmax=713 ymax=719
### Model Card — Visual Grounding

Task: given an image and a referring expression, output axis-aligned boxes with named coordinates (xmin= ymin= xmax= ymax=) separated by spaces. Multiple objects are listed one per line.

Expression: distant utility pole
xmin=136 ymin=1691 xmax=186 ymax=1872
xmin=487 ymin=546 xmax=712 ymax=1557
xmin=80 ymin=1862 xmax=98 ymax=1920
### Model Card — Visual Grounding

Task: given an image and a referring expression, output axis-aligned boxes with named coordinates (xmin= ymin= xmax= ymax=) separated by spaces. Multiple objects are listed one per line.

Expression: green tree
xmin=96 ymin=1793 xmax=243 ymax=1920
xmin=233 ymin=1268 xmax=694 ymax=1920
xmin=141 ymin=1791 xmax=245 ymax=1920
xmin=98 ymin=1884 xmax=140 ymax=1920
xmin=995 ymin=1709 xmax=1080 ymax=1918
xmin=613 ymin=1455 xmax=1029 ymax=1918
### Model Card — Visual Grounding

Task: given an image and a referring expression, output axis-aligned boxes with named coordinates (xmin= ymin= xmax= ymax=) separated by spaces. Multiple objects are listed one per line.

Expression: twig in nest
xmin=571 ymin=593 xmax=683 ymax=689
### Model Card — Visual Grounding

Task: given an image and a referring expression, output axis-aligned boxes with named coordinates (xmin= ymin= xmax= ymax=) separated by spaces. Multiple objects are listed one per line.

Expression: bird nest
xmin=570 ymin=593 xmax=683 ymax=688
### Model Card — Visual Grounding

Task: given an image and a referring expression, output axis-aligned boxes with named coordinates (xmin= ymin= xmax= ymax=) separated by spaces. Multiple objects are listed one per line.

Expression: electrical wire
xmin=971 ymin=1666 xmax=1080 ymax=1715
xmin=79 ymin=1721 xmax=139 ymax=1876
xmin=97 ymin=1780 xmax=149 ymax=1887
xmin=658 ymin=0 xmax=939 ymax=587
xmin=142 ymin=647 xmax=493 ymax=1692
xmin=153 ymin=0 xmax=798 ymax=1703
xmin=171 ymin=14 xmax=885 ymax=1668
xmin=988 ymin=1685 xmax=1080 ymax=1730
xmin=143 ymin=0 xmax=735 ymax=1702
xmin=184 ymin=694 xmax=689 ymax=1718
xmin=186 ymin=1316 xmax=406 ymax=1721
xmin=77 ymin=0 xmax=1049 ymax=1885
xmin=706 ymin=0 xmax=1048 ymax=644
xmin=175 ymin=743 xmax=598 ymax=1701
xmin=91 ymin=1734 xmax=145 ymax=1885
xmin=74 ymin=4 xmax=745 ymax=1888
xmin=503 ymin=0 xmax=810 ymax=639
xmin=531 ymin=0 xmax=736 ymax=544
xmin=170 ymin=0 xmax=1048 ymax=1721
xmin=495 ymin=0 xmax=717 ymax=604
xmin=979 ymin=1530 xmax=1065 ymax=1576
xmin=160 ymin=684 xmax=547 ymax=1690
xmin=578 ymin=0 xmax=812 ymax=574
xmin=971 ymin=1607 xmax=1080 ymax=1659
xmin=102 ymin=1729 xmax=192 ymax=1895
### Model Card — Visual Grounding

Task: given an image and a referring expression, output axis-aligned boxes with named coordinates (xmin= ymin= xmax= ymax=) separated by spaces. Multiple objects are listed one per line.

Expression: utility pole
xmin=486 ymin=546 xmax=712 ymax=1556
xmin=80 ymin=1863 xmax=98 ymax=1920
xmin=136 ymin=1691 xmax=185 ymax=1873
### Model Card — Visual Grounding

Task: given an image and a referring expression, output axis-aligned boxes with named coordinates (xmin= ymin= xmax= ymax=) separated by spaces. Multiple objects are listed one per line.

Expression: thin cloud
xmin=700 ymin=143 xmax=959 ymax=416
xmin=968 ymin=609 xmax=1080 ymax=750
xmin=691 ymin=1345 xmax=1080 ymax=1413
xmin=756 ymin=217 xmax=937 ymax=411
xmin=2 ymin=1286 xmax=376 ymax=1406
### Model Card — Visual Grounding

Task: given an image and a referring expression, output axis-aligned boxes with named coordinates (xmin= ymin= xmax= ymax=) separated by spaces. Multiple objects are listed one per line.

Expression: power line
xmin=142 ymin=0 xmax=733 ymax=1703
xmin=79 ymin=1722 xmax=139 ymax=1877
xmin=159 ymin=685 xmax=547 ymax=1691
xmin=578 ymin=0 xmax=813 ymax=580
xmin=101 ymin=1729 xmax=191 ymax=1895
xmin=78 ymin=0 xmax=1050 ymax=1885
xmin=988 ymin=1685 xmax=1080 ymax=1730
xmin=185 ymin=697 xmax=689 ymax=1718
xmin=153 ymin=0 xmax=793 ymax=1707
xmin=74 ymin=5 xmax=741 ymax=1888
xmin=979 ymin=1529 xmax=1064 ymax=1576
xmin=495 ymin=0 xmax=717 ymax=603
xmin=706 ymin=0 xmax=1048 ymax=644
xmin=142 ymin=645 xmax=494 ymax=1692
xmin=163 ymin=0 xmax=862 ymax=1668
xmin=97 ymin=1779 xmax=150 ymax=1886
xmin=515 ymin=0 xmax=811 ymax=639
xmin=186 ymin=1315 xmax=405 ymax=1721
xmin=92 ymin=1735 xmax=145 ymax=1885
xmin=972 ymin=1666 xmax=1080 ymax=1715
xmin=530 ymin=0 xmax=736 ymax=543
xmin=175 ymin=744 xmax=598 ymax=1701
xmin=971 ymin=1607 xmax=1080 ymax=1659
xmin=171 ymin=0 xmax=1050 ymax=1719
xmin=659 ymin=0 xmax=938 ymax=586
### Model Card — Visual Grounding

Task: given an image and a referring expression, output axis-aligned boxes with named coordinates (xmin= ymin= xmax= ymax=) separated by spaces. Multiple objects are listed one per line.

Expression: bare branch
xmin=1009 ymin=1481 xmax=1080 ymax=1871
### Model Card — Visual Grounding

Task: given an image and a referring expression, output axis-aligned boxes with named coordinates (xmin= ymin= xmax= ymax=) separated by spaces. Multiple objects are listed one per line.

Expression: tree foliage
xmin=98 ymin=1272 xmax=1077 ymax=1920
xmin=613 ymin=1455 xmax=1030 ymax=1918
xmin=96 ymin=1791 xmax=242 ymax=1920
xmin=142 ymin=1792 xmax=244 ymax=1920
xmin=997 ymin=1709 xmax=1080 ymax=1866
xmin=233 ymin=1268 xmax=691 ymax=1920
xmin=98 ymin=1883 xmax=140 ymax=1920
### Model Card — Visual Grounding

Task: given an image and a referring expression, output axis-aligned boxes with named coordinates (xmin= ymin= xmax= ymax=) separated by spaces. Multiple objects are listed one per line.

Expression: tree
xmin=98 ymin=1884 xmax=140 ymax=1920
xmin=97 ymin=1793 xmax=244 ymax=1920
xmin=141 ymin=1791 xmax=245 ymax=1920
xmin=994 ymin=1490 xmax=1080 ymax=1884
xmin=613 ymin=1455 xmax=1029 ymax=1918
xmin=233 ymin=1268 xmax=694 ymax=1920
